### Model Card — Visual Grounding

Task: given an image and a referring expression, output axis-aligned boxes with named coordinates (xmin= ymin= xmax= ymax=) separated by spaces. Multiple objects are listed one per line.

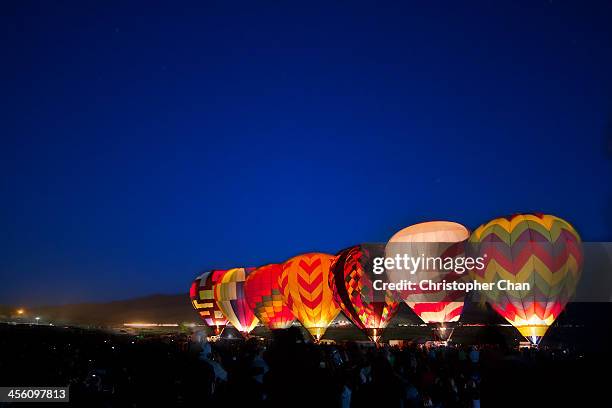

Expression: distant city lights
xmin=123 ymin=323 xmax=179 ymax=328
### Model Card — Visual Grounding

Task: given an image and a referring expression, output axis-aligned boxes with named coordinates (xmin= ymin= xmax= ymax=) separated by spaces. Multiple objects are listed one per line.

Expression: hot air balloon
xmin=279 ymin=253 xmax=340 ymax=341
xmin=189 ymin=270 xmax=228 ymax=335
xmin=214 ymin=267 xmax=259 ymax=336
xmin=468 ymin=213 xmax=582 ymax=345
xmin=385 ymin=221 xmax=471 ymax=340
xmin=245 ymin=263 xmax=296 ymax=330
xmin=330 ymin=244 xmax=399 ymax=343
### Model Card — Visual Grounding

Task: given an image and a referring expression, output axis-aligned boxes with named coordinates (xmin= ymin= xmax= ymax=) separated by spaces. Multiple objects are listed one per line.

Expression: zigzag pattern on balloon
xmin=279 ymin=253 xmax=340 ymax=340
xmin=470 ymin=213 xmax=581 ymax=244
xmin=468 ymin=213 xmax=582 ymax=342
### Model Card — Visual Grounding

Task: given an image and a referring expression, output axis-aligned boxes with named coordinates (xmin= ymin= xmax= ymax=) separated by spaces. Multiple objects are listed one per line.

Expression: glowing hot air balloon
xmin=330 ymin=244 xmax=399 ymax=343
xmin=385 ymin=221 xmax=471 ymax=340
xmin=190 ymin=270 xmax=229 ymax=335
xmin=279 ymin=253 xmax=340 ymax=341
xmin=245 ymin=263 xmax=296 ymax=330
xmin=468 ymin=213 xmax=582 ymax=345
xmin=214 ymin=267 xmax=259 ymax=336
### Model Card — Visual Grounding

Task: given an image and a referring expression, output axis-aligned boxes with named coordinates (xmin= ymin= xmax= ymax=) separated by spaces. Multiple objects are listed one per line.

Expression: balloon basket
xmin=365 ymin=328 xmax=383 ymax=345
xmin=306 ymin=327 xmax=326 ymax=343
xmin=517 ymin=325 xmax=548 ymax=347
xmin=431 ymin=324 xmax=455 ymax=342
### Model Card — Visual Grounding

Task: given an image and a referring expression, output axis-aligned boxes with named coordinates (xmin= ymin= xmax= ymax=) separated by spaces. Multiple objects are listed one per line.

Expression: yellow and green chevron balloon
xmin=468 ymin=213 xmax=583 ymax=345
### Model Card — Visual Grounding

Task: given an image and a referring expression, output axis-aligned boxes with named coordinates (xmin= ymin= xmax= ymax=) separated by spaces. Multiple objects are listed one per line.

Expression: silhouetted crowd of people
xmin=199 ymin=328 xmax=482 ymax=408
xmin=0 ymin=323 xmax=608 ymax=407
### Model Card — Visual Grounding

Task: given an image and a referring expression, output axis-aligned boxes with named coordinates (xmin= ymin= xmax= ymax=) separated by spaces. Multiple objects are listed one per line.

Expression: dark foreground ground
xmin=0 ymin=323 xmax=610 ymax=407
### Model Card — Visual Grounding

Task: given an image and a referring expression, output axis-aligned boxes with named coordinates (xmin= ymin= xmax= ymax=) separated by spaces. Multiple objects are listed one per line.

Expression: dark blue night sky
xmin=1 ymin=1 xmax=611 ymax=305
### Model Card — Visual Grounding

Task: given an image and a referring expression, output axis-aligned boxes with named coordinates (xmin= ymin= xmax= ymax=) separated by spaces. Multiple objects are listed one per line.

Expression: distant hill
xmin=1 ymin=293 xmax=499 ymax=327
xmin=23 ymin=294 xmax=197 ymax=326
xmin=0 ymin=292 xmax=511 ymax=328
xmin=2 ymin=292 xmax=609 ymax=332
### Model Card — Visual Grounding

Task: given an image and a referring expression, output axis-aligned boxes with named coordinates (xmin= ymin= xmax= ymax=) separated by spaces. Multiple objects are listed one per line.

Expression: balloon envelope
xmin=245 ymin=264 xmax=296 ymax=330
xmin=468 ymin=213 xmax=582 ymax=345
xmin=189 ymin=270 xmax=229 ymax=335
xmin=330 ymin=244 xmax=399 ymax=342
xmin=385 ymin=221 xmax=470 ymax=325
xmin=279 ymin=253 xmax=340 ymax=341
xmin=214 ymin=267 xmax=259 ymax=336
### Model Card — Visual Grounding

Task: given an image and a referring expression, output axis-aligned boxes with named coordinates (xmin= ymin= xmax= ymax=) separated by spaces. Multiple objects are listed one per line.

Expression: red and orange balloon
xmin=245 ymin=263 xmax=295 ymax=330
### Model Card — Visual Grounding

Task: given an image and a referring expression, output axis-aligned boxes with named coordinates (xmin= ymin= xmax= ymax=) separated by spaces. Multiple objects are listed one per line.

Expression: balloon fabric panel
xmin=214 ymin=267 xmax=259 ymax=335
xmin=468 ymin=213 xmax=582 ymax=344
xmin=279 ymin=253 xmax=340 ymax=340
xmin=245 ymin=264 xmax=295 ymax=330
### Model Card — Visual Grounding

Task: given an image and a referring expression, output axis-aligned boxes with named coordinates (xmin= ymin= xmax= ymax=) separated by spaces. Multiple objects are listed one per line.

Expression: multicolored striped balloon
xmin=330 ymin=244 xmax=399 ymax=343
xmin=279 ymin=253 xmax=340 ymax=341
xmin=385 ymin=221 xmax=471 ymax=328
xmin=468 ymin=213 xmax=582 ymax=345
xmin=189 ymin=270 xmax=228 ymax=335
xmin=245 ymin=263 xmax=296 ymax=330
xmin=213 ymin=267 xmax=259 ymax=336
